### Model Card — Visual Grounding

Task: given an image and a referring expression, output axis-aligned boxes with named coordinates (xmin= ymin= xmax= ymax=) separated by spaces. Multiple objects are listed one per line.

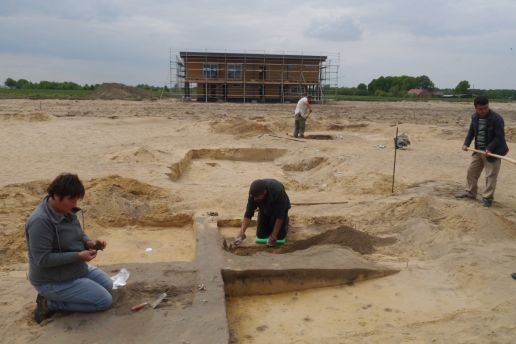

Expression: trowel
xmin=131 ymin=292 xmax=168 ymax=312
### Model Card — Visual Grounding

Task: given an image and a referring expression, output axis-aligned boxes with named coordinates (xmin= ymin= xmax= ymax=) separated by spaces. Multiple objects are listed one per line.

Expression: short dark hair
xmin=249 ymin=179 xmax=267 ymax=197
xmin=47 ymin=173 xmax=85 ymax=199
xmin=474 ymin=96 xmax=489 ymax=107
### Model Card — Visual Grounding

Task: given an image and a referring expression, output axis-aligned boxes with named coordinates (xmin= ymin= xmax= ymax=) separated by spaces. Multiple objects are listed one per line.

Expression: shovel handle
xmin=466 ymin=147 xmax=516 ymax=165
xmin=131 ymin=302 xmax=148 ymax=312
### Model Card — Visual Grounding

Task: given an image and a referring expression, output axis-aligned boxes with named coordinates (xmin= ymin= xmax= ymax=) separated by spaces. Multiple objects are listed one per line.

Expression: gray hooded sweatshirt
xmin=25 ymin=196 xmax=90 ymax=286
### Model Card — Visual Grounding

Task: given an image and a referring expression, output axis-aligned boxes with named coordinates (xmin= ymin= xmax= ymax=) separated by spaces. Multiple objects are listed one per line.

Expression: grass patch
xmin=0 ymin=89 xmax=94 ymax=99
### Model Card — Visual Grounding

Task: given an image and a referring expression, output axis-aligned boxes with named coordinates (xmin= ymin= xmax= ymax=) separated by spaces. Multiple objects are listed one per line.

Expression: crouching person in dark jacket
xmin=236 ymin=179 xmax=291 ymax=247
xmin=25 ymin=173 xmax=112 ymax=324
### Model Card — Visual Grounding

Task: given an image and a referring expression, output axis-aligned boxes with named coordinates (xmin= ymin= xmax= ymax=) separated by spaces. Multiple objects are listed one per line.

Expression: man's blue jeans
xmin=35 ymin=265 xmax=113 ymax=312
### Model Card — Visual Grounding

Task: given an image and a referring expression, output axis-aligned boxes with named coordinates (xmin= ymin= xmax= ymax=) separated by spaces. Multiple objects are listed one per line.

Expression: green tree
xmin=455 ymin=80 xmax=470 ymax=94
xmin=16 ymin=79 xmax=31 ymax=89
xmin=357 ymin=83 xmax=367 ymax=91
xmin=4 ymin=77 xmax=16 ymax=88
xmin=416 ymin=75 xmax=435 ymax=90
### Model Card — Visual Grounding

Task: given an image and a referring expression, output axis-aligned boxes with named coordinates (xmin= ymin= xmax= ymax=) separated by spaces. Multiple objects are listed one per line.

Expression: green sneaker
xmin=34 ymin=294 xmax=54 ymax=324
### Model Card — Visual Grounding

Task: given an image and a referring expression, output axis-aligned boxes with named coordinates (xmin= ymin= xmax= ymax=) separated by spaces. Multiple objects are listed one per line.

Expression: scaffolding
xmin=169 ymin=49 xmax=339 ymax=103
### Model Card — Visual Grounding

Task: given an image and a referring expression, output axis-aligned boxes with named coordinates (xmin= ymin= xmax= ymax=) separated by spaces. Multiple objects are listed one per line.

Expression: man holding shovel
xmin=455 ymin=96 xmax=509 ymax=207
xmin=235 ymin=179 xmax=291 ymax=247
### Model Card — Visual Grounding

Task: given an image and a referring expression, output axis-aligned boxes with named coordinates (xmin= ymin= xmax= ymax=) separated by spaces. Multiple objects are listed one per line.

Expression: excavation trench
xmin=168 ymin=148 xmax=287 ymax=181
xmin=221 ymin=226 xmax=398 ymax=296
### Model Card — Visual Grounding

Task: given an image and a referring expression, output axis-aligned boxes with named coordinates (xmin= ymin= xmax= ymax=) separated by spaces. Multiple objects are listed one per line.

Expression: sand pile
xmin=0 ymin=112 xmax=54 ymax=122
xmin=93 ymin=83 xmax=154 ymax=100
xmin=108 ymin=147 xmax=160 ymax=163
xmin=506 ymin=127 xmax=516 ymax=143
xmin=0 ymin=180 xmax=49 ymax=265
xmin=83 ymin=175 xmax=189 ymax=228
xmin=0 ymin=176 xmax=191 ymax=266
xmin=281 ymin=157 xmax=327 ymax=172
xmin=210 ymin=118 xmax=273 ymax=137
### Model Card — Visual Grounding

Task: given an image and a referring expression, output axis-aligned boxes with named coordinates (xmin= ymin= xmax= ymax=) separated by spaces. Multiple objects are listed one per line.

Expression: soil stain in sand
xmin=228 ymin=226 xmax=396 ymax=256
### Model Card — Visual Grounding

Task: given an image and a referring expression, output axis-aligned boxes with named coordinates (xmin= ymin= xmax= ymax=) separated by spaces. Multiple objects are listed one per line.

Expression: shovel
xmin=131 ymin=292 xmax=167 ymax=312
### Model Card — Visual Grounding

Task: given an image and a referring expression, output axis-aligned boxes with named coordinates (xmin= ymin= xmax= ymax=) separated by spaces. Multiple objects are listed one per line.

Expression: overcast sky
xmin=1 ymin=0 xmax=515 ymax=89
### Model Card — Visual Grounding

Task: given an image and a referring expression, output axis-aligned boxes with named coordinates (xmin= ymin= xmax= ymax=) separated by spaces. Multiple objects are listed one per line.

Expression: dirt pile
xmin=0 ymin=176 xmax=191 ymax=266
xmin=506 ymin=127 xmax=516 ymax=143
xmin=0 ymin=180 xmax=50 ymax=265
xmin=108 ymin=147 xmax=161 ymax=163
xmin=0 ymin=112 xmax=54 ymax=122
xmin=282 ymin=157 xmax=327 ymax=172
xmin=210 ymin=118 xmax=273 ymax=138
xmin=93 ymin=83 xmax=154 ymax=100
xmin=83 ymin=175 xmax=190 ymax=227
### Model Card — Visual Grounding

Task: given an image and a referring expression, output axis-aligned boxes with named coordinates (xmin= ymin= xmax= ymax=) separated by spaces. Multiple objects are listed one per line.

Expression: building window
xmin=227 ymin=64 xmax=242 ymax=80
xmin=203 ymin=63 xmax=218 ymax=79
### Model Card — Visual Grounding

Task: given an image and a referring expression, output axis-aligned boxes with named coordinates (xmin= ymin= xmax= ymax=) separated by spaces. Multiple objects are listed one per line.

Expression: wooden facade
xmin=177 ymin=52 xmax=327 ymax=103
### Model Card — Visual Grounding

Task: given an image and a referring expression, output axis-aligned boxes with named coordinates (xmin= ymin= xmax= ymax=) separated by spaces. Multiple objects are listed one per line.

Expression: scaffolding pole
xmin=171 ymin=49 xmax=339 ymax=103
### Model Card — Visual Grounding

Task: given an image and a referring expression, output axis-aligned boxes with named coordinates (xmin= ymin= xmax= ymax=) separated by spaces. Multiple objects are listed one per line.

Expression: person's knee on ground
xmin=94 ymin=292 xmax=113 ymax=311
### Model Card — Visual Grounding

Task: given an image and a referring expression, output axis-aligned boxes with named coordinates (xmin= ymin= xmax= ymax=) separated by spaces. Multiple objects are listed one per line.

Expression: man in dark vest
xmin=456 ymin=96 xmax=509 ymax=207
xmin=236 ymin=179 xmax=291 ymax=247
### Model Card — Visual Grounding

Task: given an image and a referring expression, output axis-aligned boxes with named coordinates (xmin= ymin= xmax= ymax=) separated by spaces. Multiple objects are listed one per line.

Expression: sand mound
xmin=210 ymin=118 xmax=273 ymax=138
xmin=108 ymin=147 xmax=160 ymax=163
xmin=379 ymin=196 xmax=443 ymax=225
xmin=0 ymin=112 xmax=53 ymax=122
xmin=506 ymin=127 xmax=516 ymax=143
xmin=83 ymin=175 xmax=189 ymax=227
xmin=0 ymin=176 xmax=191 ymax=266
xmin=282 ymin=157 xmax=327 ymax=172
xmin=93 ymin=83 xmax=154 ymax=100
xmin=0 ymin=180 xmax=50 ymax=265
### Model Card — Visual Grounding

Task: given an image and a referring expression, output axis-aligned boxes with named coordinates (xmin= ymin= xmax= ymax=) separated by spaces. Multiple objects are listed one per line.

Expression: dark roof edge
xmin=179 ymin=51 xmax=327 ymax=61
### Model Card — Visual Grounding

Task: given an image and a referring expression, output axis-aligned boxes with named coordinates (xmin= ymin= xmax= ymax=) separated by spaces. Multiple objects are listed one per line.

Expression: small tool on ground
xmin=131 ymin=292 xmax=167 ymax=312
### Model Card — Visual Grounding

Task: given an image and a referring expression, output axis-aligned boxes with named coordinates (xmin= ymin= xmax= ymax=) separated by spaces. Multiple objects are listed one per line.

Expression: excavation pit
xmin=92 ymin=225 xmax=196 ymax=265
xmin=222 ymin=226 xmax=396 ymax=256
xmin=111 ymin=281 xmax=195 ymax=315
xmin=168 ymin=148 xmax=287 ymax=182
xmin=303 ymin=134 xmax=334 ymax=140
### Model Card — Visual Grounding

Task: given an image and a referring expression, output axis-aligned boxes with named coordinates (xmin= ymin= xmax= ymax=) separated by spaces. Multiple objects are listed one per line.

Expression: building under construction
xmin=170 ymin=50 xmax=339 ymax=103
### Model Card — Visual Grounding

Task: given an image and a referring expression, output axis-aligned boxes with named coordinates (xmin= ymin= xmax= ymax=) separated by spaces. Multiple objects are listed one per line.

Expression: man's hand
xmin=79 ymin=249 xmax=97 ymax=262
xmin=266 ymin=235 xmax=277 ymax=247
xmin=234 ymin=232 xmax=246 ymax=246
xmin=485 ymin=150 xmax=491 ymax=156
xmin=462 ymin=145 xmax=469 ymax=151
xmin=86 ymin=240 xmax=106 ymax=251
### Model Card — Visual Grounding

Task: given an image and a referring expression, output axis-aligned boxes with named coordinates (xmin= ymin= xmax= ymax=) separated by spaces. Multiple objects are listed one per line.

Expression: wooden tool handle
xmin=131 ymin=302 xmax=148 ymax=312
xmin=466 ymin=147 xmax=516 ymax=165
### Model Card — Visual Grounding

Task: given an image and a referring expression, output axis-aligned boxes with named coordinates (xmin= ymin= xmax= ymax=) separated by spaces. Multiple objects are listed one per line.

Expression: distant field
xmin=0 ymin=89 xmax=94 ymax=99
xmin=0 ymin=88 xmax=176 ymax=99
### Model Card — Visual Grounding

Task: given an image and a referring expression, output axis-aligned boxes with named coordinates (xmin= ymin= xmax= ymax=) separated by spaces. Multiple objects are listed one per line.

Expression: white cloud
xmin=1 ymin=0 xmax=515 ymax=88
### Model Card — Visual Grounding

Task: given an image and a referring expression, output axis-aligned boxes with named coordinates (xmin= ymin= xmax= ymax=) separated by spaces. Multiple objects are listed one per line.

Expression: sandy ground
xmin=1 ymin=99 xmax=516 ymax=343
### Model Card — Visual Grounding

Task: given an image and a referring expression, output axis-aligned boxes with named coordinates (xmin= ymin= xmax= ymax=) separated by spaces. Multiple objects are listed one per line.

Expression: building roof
xmin=180 ymin=51 xmax=327 ymax=61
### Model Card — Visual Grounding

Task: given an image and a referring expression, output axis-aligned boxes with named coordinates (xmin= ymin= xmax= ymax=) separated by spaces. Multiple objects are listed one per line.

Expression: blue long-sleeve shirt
xmin=25 ymin=196 xmax=90 ymax=285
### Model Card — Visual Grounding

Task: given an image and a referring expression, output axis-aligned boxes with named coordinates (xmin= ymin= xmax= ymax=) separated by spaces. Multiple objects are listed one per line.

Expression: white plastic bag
xmin=111 ymin=268 xmax=130 ymax=289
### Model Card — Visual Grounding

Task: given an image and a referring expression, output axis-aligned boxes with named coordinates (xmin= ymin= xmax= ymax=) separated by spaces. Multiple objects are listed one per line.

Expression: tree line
xmin=3 ymin=78 xmax=168 ymax=92
xmin=328 ymin=76 xmax=516 ymax=99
